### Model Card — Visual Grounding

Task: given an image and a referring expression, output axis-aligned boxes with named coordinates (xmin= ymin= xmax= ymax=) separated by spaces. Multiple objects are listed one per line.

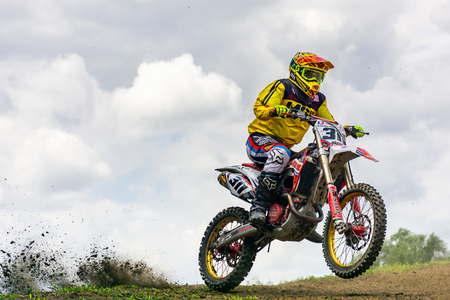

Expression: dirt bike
xmin=198 ymin=110 xmax=387 ymax=292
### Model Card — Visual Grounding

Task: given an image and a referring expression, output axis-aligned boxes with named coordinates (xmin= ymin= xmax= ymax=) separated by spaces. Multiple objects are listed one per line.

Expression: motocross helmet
xmin=289 ymin=52 xmax=334 ymax=97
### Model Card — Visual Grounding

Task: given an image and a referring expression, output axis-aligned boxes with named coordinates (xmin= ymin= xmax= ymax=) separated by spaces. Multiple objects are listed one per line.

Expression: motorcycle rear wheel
xmin=198 ymin=207 xmax=257 ymax=292
xmin=323 ymin=183 xmax=386 ymax=278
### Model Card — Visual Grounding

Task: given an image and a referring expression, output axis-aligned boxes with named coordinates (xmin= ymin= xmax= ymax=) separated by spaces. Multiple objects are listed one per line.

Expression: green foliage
xmin=367 ymin=260 xmax=450 ymax=275
xmin=376 ymin=228 xmax=449 ymax=266
xmin=5 ymin=285 xmax=259 ymax=300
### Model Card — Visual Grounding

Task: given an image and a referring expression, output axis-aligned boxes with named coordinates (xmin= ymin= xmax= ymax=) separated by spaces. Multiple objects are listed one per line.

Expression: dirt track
xmin=231 ymin=262 xmax=450 ymax=299
xmin=234 ymin=264 xmax=450 ymax=299
xmin=31 ymin=263 xmax=450 ymax=299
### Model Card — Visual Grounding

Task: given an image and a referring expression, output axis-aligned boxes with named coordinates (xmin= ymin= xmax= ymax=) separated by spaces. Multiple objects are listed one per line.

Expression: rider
xmin=246 ymin=52 xmax=363 ymax=237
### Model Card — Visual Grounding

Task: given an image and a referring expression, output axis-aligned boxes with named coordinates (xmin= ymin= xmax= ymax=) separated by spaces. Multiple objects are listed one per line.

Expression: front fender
xmin=310 ymin=146 xmax=377 ymax=207
xmin=329 ymin=145 xmax=378 ymax=163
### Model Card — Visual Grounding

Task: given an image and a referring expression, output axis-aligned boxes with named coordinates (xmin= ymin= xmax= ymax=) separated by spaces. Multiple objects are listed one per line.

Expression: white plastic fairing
xmin=216 ymin=164 xmax=261 ymax=202
xmin=216 ymin=165 xmax=261 ymax=189
xmin=225 ymin=173 xmax=256 ymax=200
xmin=328 ymin=145 xmax=378 ymax=163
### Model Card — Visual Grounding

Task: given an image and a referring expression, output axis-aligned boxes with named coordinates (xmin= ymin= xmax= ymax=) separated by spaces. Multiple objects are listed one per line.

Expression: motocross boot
xmin=249 ymin=172 xmax=280 ymax=225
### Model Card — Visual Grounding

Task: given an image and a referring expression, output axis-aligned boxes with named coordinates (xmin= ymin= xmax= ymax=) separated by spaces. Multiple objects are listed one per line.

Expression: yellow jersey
xmin=248 ymin=79 xmax=334 ymax=149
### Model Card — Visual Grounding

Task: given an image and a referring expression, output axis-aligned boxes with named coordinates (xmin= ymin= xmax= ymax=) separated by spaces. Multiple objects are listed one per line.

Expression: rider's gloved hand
xmin=269 ymin=105 xmax=289 ymax=117
xmin=345 ymin=125 xmax=365 ymax=138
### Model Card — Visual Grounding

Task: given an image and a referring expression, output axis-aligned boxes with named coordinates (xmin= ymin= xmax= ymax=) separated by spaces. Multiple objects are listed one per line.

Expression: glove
xmin=345 ymin=125 xmax=365 ymax=138
xmin=270 ymin=105 xmax=289 ymax=117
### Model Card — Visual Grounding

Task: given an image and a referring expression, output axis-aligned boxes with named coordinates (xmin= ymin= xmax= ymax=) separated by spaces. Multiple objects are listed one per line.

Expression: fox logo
xmin=262 ymin=177 xmax=277 ymax=190
xmin=269 ymin=148 xmax=284 ymax=165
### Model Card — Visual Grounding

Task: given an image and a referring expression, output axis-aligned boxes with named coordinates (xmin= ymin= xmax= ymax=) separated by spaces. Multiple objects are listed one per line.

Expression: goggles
xmin=300 ymin=68 xmax=325 ymax=83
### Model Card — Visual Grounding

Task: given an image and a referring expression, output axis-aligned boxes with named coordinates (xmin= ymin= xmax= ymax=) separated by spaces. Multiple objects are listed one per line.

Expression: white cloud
xmin=430 ymin=0 xmax=450 ymax=33
xmin=0 ymin=54 xmax=97 ymax=128
xmin=0 ymin=54 xmax=110 ymax=202
xmin=111 ymin=53 xmax=242 ymax=139
xmin=14 ymin=128 xmax=111 ymax=191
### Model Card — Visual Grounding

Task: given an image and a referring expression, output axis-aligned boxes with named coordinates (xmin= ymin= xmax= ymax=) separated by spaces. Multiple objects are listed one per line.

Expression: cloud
xmin=0 ymin=54 xmax=97 ymax=127
xmin=111 ymin=53 xmax=242 ymax=139
xmin=431 ymin=0 xmax=450 ymax=34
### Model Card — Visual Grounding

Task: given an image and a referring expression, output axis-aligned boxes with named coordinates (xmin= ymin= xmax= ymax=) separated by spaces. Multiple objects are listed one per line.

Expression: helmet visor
xmin=301 ymin=68 xmax=325 ymax=83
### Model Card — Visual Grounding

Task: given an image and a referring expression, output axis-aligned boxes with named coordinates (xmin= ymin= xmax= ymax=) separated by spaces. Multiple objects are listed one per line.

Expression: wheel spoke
xmin=330 ymin=193 xmax=376 ymax=266
xmin=323 ymin=184 xmax=386 ymax=279
xmin=199 ymin=207 xmax=257 ymax=292
xmin=208 ymin=219 xmax=244 ymax=278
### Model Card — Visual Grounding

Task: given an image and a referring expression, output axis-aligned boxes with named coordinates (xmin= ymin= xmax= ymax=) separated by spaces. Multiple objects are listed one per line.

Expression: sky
xmin=1 ymin=0 xmax=450 ymax=286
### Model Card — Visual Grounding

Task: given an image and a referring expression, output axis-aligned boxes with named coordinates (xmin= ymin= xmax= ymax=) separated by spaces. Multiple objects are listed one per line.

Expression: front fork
xmin=314 ymin=130 xmax=352 ymax=234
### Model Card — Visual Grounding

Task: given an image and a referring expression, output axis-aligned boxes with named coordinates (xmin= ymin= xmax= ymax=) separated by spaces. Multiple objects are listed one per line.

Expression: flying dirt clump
xmin=77 ymin=248 xmax=171 ymax=289
xmin=1 ymin=230 xmax=171 ymax=294
xmin=0 ymin=239 xmax=76 ymax=294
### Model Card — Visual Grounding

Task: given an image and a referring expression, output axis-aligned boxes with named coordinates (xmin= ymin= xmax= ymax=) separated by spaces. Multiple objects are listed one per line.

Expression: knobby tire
xmin=198 ymin=207 xmax=257 ymax=292
xmin=323 ymin=183 xmax=387 ymax=278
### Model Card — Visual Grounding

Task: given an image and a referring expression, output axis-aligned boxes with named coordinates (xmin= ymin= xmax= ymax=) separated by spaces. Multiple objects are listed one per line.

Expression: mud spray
xmin=0 ymin=229 xmax=171 ymax=294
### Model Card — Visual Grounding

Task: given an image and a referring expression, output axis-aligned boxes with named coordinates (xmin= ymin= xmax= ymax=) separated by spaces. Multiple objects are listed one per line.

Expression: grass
xmin=1 ymin=261 xmax=449 ymax=300
xmin=277 ymin=260 xmax=450 ymax=284
xmin=0 ymin=284 xmax=259 ymax=300
xmin=366 ymin=259 xmax=450 ymax=275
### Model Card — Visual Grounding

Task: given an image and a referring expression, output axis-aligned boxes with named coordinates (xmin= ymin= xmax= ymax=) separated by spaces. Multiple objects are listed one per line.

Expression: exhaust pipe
xmin=213 ymin=223 xmax=258 ymax=249
xmin=284 ymin=193 xmax=324 ymax=223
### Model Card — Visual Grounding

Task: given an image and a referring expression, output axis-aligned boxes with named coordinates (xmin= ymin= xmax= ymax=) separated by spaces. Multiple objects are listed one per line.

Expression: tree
xmin=377 ymin=228 xmax=449 ymax=266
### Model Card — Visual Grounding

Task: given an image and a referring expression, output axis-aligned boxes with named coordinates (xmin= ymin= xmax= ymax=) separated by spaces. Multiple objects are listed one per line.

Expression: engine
xmin=267 ymin=203 xmax=288 ymax=226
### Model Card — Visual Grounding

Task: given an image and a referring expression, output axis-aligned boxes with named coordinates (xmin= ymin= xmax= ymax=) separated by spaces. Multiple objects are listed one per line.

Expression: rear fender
xmin=216 ymin=165 xmax=261 ymax=202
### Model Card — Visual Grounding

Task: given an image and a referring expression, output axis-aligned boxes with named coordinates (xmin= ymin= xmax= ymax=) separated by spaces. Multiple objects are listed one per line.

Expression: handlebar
xmin=281 ymin=109 xmax=370 ymax=137
xmin=281 ymin=110 xmax=310 ymax=121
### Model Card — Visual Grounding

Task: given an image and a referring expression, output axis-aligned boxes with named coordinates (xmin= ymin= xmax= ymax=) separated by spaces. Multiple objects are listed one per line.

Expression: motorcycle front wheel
xmin=323 ymin=183 xmax=387 ymax=278
xmin=198 ymin=207 xmax=257 ymax=292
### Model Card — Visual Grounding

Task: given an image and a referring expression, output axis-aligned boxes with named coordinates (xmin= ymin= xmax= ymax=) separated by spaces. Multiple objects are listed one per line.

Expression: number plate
xmin=316 ymin=121 xmax=346 ymax=147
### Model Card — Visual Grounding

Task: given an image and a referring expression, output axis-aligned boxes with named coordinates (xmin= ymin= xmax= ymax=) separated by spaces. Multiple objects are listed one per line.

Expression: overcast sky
xmin=1 ymin=0 xmax=450 ymax=286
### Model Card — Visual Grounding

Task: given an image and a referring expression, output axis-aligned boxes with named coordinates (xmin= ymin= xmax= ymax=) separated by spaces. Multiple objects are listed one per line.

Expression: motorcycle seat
xmin=241 ymin=163 xmax=263 ymax=171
